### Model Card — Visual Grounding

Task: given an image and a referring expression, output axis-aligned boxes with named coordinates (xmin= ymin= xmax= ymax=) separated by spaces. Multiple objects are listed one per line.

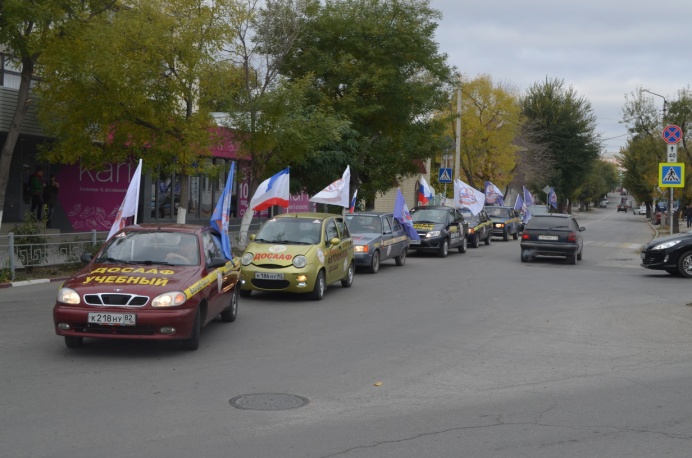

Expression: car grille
xmin=84 ymin=294 xmax=149 ymax=307
xmin=641 ymin=252 xmax=664 ymax=266
xmin=255 ymin=263 xmax=291 ymax=269
xmin=72 ymin=324 xmax=157 ymax=336
xmin=251 ymin=279 xmax=290 ymax=290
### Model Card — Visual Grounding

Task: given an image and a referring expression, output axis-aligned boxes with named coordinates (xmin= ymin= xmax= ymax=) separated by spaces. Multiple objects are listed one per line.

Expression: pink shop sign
xmin=56 ymin=162 xmax=137 ymax=232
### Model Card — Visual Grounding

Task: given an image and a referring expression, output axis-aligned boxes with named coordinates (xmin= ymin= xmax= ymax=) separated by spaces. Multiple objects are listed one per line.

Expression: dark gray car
xmin=520 ymin=214 xmax=585 ymax=264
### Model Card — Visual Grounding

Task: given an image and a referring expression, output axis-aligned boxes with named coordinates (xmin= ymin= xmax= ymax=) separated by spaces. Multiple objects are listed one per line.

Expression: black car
xmin=520 ymin=214 xmax=585 ymax=264
xmin=345 ymin=212 xmax=410 ymax=273
xmin=409 ymin=206 xmax=469 ymax=257
xmin=459 ymin=207 xmax=493 ymax=248
xmin=640 ymin=233 xmax=692 ymax=278
xmin=484 ymin=205 xmax=521 ymax=241
xmin=617 ymin=203 xmax=627 ymax=212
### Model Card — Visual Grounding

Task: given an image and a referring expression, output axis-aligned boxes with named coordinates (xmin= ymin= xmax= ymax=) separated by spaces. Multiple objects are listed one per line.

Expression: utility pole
xmin=454 ymin=77 xmax=461 ymax=183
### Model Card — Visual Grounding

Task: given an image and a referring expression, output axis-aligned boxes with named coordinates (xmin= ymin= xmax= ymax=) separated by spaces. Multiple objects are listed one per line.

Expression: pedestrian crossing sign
xmin=438 ymin=168 xmax=453 ymax=184
xmin=659 ymin=163 xmax=685 ymax=188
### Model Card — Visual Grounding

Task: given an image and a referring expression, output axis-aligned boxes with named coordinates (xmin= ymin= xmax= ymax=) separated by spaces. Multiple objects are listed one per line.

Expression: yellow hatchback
xmin=239 ymin=213 xmax=355 ymax=300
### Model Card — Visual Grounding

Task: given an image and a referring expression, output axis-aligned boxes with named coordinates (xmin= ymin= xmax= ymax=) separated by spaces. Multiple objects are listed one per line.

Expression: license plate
xmin=409 ymin=239 xmax=421 ymax=245
xmin=255 ymin=272 xmax=284 ymax=280
xmin=538 ymin=235 xmax=558 ymax=241
xmin=87 ymin=312 xmax=136 ymax=326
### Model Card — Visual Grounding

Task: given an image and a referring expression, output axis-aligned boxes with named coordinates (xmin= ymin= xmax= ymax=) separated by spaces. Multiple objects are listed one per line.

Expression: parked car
xmin=409 ymin=205 xmax=469 ymax=257
xmin=484 ymin=205 xmax=521 ymax=241
xmin=459 ymin=207 xmax=493 ymax=247
xmin=520 ymin=214 xmax=585 ymax=264
xmin=240 ymin=213 xmax=354 ymax=300
xmin=617 ymin=203 xmax=627 ymax=212
xmin=633 ymin=204 xmax=646 ymax=215
xmin=641 ymin=233 xmax=692 ymax=278
xmin=53 ymin=224 xmax=240 ymax=350
xmin=598 ymin=200 xmax=607 ymax=208
xmin=345 ymin=212 xmax=409 ymax=273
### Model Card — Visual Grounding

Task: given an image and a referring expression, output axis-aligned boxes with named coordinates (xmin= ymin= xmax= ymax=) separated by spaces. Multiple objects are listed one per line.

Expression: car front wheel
xmin=220 ymin=286 xmax=239 ymax=322
xmin=485 ymin=233 xmax=491 ymax=245
xmin=341 ymin=261 xmax=354 ymax=287
xmin=182 ymin=308 xmax=201 ymax=351
xmin=369 ymin=251 xmax=380 ymax=274
xmin=458 ymin=236 xmax=467 ymax=253
xmin=395 ymin=247 xmax=407 ymax=266
xmin=438 ymin=238 xmax=449 ymax=258
xmin=310 ymin=270 xmax=326 ymax=300
xmin=64 ymin=336 xmax=83 ymax=349
xmin=678 ymin=251 xmax=692 ymax=278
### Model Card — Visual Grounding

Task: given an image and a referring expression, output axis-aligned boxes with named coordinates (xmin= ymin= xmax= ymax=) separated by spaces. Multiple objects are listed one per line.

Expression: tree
xmin=279 ymin=0 xmax=454 ymax=207
xmin=218 ymin=0 xmax=349 ymax=247
xmin=449 ymin=74 xmax=522 ymax=191
xmin=521 ymin=78 xmax=601 ymax=210
xmin=0 ymin=0 xmax=117 ymax=228
xmin=36 ymin=0 xmax=238 ymax=224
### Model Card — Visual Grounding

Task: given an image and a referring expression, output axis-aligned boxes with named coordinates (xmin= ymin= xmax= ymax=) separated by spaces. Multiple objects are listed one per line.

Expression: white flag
xmin=453 ymin=179 xmax=485 ymax=215
xmin=310 ymin=166 xmax=350 ymax=208
xmin=107 ymin=159 xmax=142 ymax=240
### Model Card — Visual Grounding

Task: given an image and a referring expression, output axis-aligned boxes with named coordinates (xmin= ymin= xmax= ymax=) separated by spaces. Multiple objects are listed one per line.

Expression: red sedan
xmin=53 ymin=224 xmax=240 ymax=350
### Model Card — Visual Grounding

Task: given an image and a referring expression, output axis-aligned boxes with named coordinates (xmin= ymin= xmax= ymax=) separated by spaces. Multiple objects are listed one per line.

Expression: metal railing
xmin=0 ymin=223 xmax=262 ymax=281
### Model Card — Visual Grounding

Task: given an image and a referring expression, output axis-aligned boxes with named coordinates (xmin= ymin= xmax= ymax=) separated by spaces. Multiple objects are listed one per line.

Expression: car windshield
xmin=486 ymin=207 xmax=510 ymax=218
xmin=254 ymin=218 xmax=322 ymax=244
xmin=411 ymin=209 xmax=448 ymax=224
xmin=97 ymin=231 xmax=200 ymax=266
xmin=345 ymin=215 xmax=382 ymax=234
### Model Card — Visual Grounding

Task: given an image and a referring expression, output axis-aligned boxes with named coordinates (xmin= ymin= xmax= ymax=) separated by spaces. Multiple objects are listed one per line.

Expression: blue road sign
xmin=662 ymin=125 xmax=683 ymax=144
xmin=659 ymin=163 xmax=685 ymax=188
xmin=438 ymin=168 xmax=453 ymax=183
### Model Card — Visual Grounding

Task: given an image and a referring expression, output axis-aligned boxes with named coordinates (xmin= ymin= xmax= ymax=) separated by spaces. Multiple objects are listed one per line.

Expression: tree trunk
xmin=0 ymin=57 xmax=34 ymax=230
xmin=176 ymin=173 xmax=190 ymax=224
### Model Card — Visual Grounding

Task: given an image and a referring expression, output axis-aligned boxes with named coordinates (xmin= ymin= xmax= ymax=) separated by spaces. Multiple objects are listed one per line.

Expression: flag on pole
xmin=210 ymin=162 xmax=236 ymax=260
xmin=349 ymin=189 xmax=358 ymax=213
xmin=250 ymin=168 xmax=290 ymax=211
xmin=310 ymin=166 xmax=350 ymax=208
xmin=484 ymin=181 xmax=504 ymax=206
xmin=523 ymin=186 xmax=535 ymax=206
xmin=418 ymin=176 xmax=435 ymax=205
xmin=513 ymin=195 xmax=524 ymax=212
xmin=548 ymin=187 xmax=558 ymax=209
xmin=453 ymin=179 xmax=485 ymax=215
xmin=393 ymin=189 xmax=421 ymax=241
xmin=107 ymin=159 xmax=142 ymax=240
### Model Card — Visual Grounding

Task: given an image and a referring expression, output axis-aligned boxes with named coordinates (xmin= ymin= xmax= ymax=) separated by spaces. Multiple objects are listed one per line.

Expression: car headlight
xmin=354 ymin=245 xmax=369 ymax=253
xmin=57 ymin=287 xmax=80 ymax=305
xmin=152 ymin=291 xmax=187 ymax=307
xmin=293 ymin=255 xmax=307 ymax=268
xmin=495 ymin=223 xmax=504 ymax=228
xmin=651 ymin=240 xmax=681 ymax=251
xmin=426 ymin=231 xmax=441 ymax=238
xmin=241 ymin=252 xmax=254 ymax=266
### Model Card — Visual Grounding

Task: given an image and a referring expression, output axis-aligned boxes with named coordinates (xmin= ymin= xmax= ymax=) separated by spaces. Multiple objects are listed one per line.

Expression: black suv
xmin=459 ymin=207 xmax=493 ymax=248
xmin=409 ymin=206 xmax=469 ymax=257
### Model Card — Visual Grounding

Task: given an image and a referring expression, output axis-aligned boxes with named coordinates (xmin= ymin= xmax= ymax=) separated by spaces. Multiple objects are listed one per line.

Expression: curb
xmin=0 ymin=277 xmax=69 ymax=289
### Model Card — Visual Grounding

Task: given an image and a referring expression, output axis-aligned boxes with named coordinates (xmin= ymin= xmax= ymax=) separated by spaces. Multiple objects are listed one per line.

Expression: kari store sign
xmin=56 ymin=161 xmax=137 ymax=232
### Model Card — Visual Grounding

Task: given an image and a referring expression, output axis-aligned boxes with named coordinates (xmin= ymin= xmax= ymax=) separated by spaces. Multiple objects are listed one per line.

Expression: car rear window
xmin=526 ymin=216 xmax=572 ymax=230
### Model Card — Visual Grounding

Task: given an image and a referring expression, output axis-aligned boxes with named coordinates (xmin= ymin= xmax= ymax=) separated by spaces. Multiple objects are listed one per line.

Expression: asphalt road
xmin=2 ymin=197 xmax=692 ymax=458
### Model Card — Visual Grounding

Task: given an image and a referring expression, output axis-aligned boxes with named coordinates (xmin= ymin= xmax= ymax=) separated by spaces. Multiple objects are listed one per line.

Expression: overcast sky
xmin=430 ymin=0 xmax=692 ymax=156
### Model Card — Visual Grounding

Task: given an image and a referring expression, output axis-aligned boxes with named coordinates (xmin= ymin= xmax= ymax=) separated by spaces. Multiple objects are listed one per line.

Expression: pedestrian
xmin=29 ymin=166 xmax=45 ymax=221
xmin=43 ymin=174 xmax=60 ymax=228
xmin=685 ymin=204 xmax=692 ymax=228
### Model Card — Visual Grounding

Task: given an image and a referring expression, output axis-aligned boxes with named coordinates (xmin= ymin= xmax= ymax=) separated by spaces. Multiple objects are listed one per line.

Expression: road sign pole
xmin=670 ymin=187 xmax=674 ymax=236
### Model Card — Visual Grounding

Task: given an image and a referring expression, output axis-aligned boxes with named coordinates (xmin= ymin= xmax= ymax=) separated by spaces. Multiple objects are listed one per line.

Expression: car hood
xmin=643 ymin=233 xmax=692 ymax=250
xmin=351 ymin=233 xmax=381 ymax=244
xmin=412 ymin=222 xmax=445 ymax=232
xmin=62 ymin=262 xmax=200 ymax=294
xmin=245 ymin=242 xmax=320 ymax=267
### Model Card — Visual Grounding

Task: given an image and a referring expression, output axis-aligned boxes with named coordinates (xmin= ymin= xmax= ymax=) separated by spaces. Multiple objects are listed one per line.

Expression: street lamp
xmin=641 ymin=88 xmax=674 ymax=234
xmin=641 ymin=88 xmax=668 ymax=118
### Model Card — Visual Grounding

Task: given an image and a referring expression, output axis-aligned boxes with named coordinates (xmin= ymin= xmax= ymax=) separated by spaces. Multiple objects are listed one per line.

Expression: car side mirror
xmin=208 ymin=258 xmax=227 ymax=269
xmin=579 ymin=226 xmax=585 ymax=232
xmin=249 ymin=234 xmax=256 ymax=241
xmin=383 ymin=230 xmax=392 ymax=235
xmin=80 ymin=252 xmax=92 ymax=264
xmin=330 ymin=237 xmax=340 ymax=246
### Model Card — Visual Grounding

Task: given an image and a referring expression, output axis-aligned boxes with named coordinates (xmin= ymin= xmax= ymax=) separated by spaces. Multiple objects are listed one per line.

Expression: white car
xmin=634 ymin=204 xmax=646 ymax=215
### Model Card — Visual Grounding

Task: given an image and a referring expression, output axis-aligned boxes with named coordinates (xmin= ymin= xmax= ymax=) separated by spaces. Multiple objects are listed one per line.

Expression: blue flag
xmin=210 ymin=162 xmax=236 ymax=260
xmin=393 ymin=189 xmax=421 ymax=241
xmin=548 ymin=187 xmax=558 ymax=209
xmin=523 ymin=186 xmax=534 ymax=206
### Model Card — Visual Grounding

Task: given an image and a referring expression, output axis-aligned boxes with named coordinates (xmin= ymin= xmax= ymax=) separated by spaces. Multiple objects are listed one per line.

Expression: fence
xmin=0 ymin=223 xmax=262 ymax=281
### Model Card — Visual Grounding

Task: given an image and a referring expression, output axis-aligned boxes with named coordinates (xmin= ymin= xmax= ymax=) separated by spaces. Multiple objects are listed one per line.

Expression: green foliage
xmin=521 ymin=78 xmax=601 ymax=205
xmin=279 ymin=0 xmax=454 ymax=203
xmin=12 ymin=212 xmax=48 ymax=268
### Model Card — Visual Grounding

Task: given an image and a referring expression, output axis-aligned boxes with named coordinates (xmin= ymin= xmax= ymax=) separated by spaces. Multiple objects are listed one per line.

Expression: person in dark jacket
xmin=29 ymin=167 xmax=45 ymax=221
xmin=43 ymin=174 xmax=60 ymax=228
xmin=685 ymin=205 xmax=692 ymax=228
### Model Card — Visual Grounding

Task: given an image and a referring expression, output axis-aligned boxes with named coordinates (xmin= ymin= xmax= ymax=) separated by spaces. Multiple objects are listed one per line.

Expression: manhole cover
xmin=229 ymin=393 xmax=309 ymax=411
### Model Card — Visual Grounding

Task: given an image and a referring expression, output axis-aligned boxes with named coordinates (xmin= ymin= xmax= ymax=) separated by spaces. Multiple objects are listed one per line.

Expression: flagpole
xmin=133 ymin=159 xmax=142 ymax=224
